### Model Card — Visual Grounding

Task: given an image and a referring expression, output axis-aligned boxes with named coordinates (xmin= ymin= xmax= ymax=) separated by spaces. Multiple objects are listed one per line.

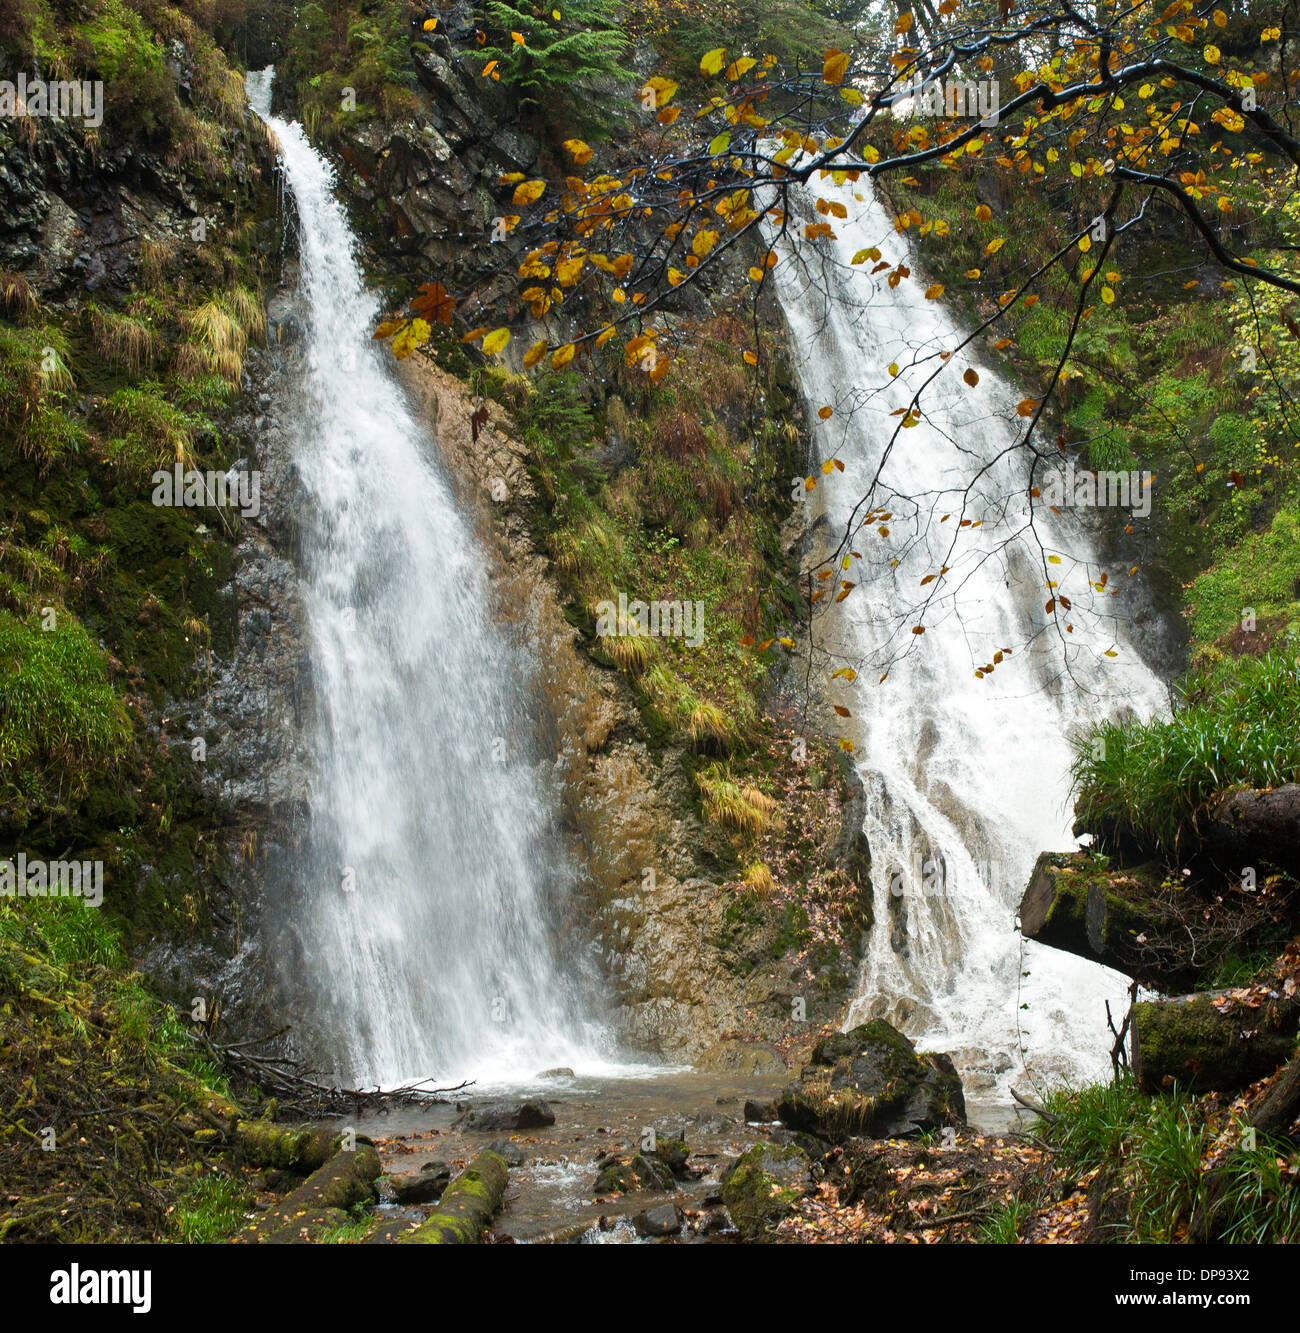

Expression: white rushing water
xmin=768 ymin=172 xmax=1168 ymax=1093
xmin=247 ymin=69 xmax=610 ymax=1087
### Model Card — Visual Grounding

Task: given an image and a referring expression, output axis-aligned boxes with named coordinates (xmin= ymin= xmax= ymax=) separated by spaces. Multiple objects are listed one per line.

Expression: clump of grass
xmin=688 ymin=699 xmax=736 ymax=749
xmin=696 ymin=763 xmax=780 ymax=837
xmin=137 ymin=237 xmax=176 ymax=292
xmin=976 ymin=1196 xmax=1028 ymax=1243
xmin=0 ymin=612 xmax=132 ymax=814
xmin=600 ymin=632 xmax=656 ymax=674
xmin=88 ymin=304 xmax=160 ymax=373
xmin=98 ymin=384 xmax=204 ymax=474
xmin=1071 ymin=650 xmax=1300 ymax=852
xmin=0 ymin=270 xmax=39 ymax=321
xmin=172 ymin=1174 xmax=253 ymax=1243
xmin=1209 ymin=1121 xmax=1300 ymax=1243
xmin=1127 ymin=1091 xmax=1207 ymax=1241
xmin=176 ymin=289 xmax=263 ymax=386
xmin=741 ymin=861 xmax=777 ymax=896
xmin=1038 ymin=1076 xmax=1145 ymax=1177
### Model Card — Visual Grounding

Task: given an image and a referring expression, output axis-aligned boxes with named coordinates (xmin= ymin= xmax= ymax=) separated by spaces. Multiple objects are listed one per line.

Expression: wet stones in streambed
xmin=777 ymin=1019 xmax=966 ymax=1142
xmin=592 ymin=1137 xmax=693 ymax=1197
xmin=454 ymin=1099 xmax=555 ymax=1131
xmin=633 ymin=1203 xmax=683 ymax=1238
xmin=386 ymin=1161 xmax=451 ymax=1205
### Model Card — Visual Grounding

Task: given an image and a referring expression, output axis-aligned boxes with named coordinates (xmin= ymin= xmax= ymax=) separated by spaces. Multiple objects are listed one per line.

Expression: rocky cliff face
xmin=1 ymin=8 xmax=871 ymax=1069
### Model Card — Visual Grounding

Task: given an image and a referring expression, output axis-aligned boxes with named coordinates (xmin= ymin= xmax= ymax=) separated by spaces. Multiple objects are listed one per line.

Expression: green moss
xmin=720 ymin=1141 xmax=809 ymax=1238
xmin=0 ymin=611 xmax=130 ymax=817
xmin=70 ymin=0 xmax=176 ymax=138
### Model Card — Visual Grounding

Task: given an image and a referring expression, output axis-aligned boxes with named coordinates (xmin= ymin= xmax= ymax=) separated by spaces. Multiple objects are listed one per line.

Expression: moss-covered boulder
xmin=593 ymin=1151 xmax=676 ymax=1196
xmin=777 ymin=1019 xmax=965 ymax=1141
xmin=720 ymin=1141 xmax=811 ymax=1239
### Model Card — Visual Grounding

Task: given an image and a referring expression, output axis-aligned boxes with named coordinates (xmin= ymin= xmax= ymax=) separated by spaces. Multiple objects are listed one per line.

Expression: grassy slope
xmin=0 ymin=0 xmax=280 ymax=1239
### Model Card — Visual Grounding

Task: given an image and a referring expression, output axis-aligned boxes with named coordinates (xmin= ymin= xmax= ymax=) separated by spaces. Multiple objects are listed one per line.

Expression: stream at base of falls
xmin=329 ymin=1076 xmax=1026 ymax=1243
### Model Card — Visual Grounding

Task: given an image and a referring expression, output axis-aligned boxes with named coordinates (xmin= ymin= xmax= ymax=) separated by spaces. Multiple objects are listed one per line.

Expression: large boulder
xmin=454 ymin=1099 xmax=554 ymax=1131
xmin=777 ymin=1020 xmax=965 ymax=1140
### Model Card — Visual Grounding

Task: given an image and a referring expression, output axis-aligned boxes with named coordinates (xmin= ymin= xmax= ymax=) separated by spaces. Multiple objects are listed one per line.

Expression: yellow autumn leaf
xmin=551 ymin=343 xmax=576 ymax=369
xmin=523 ymin=339 xmax=548 ymax=369
xmin=391 ymin=318 xmax=430 ymax=360
xmin=561 ymin=139 xmax=593 ymax=165
xmin=512 ymin=179 xmax=547 ymax=205
xmin=700 ymin=47 xmax=727 ymax=76
xmin=822 ymin=49 xmax=849 ymax=85
xmin=1101 ymin=285 xmax=1115 ymax=303
xmin=984 ymin=237 xmax=1005 ymax=255
xmin=925 ymin=283 xmax=944 ymax=299
xmin=482 ymin=327 xmax=511 ymax=355
xmin=975 ymin=204 xmax=992 ymax=221
xmin=725 ymin=57 xmax=757 ymax=80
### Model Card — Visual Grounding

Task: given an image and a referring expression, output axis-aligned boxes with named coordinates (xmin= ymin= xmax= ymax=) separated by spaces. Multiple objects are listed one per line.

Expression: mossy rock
xmin=777 ymin=1019 xmax=965 ymax=1141
xmin=719 ymin=1141 xmax=810 ymax=1239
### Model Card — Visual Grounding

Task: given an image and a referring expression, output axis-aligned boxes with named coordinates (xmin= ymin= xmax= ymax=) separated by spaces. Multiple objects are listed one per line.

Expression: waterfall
xmin=768 ymin=173 xmax=1169 ymax=1094
xmin=246 ymin=70 xmax=606 ymax=1087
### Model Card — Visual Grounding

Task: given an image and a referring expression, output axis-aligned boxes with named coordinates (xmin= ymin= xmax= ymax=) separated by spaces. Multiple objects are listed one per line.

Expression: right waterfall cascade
xmin=766 ymin=170 xmax=1170 ymax=1097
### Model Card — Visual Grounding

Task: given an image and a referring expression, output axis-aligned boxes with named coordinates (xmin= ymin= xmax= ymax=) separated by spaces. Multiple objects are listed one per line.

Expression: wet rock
xmin=537 ymin=1066 xmax=575 ymax=1079
xmin=388 ymin=1167 xmax=449 ymax=1205
xmin=767 ymin=1127 xmax=827 ymax=1161
xmin=697 ymin=1038 xmax=785 ymax=1076
xmin=486 ymin=1139 xmax=526 ymax=1165
xmin=455 ymin=1099 xmax=554 ymax=1131
xmin=651 ymin=1136 xmax=690 ymax=1176
xmin=720 ymin=1142 xmax=811 ymax=1239
xmin=777 ymin=1019 xmax=966 ymax=1141
xmin=631 ymin=1153 xmax=676 ymax=1191
xmin=593 ymin=1160 xmax=639 ymax=1195
xmin=633 ymin=1203 xmax=682 ymax=1237
xmin=593 ymin=1151 xmax=674 ymax=1195
xmin=744 ymin=1098 xmax=777 ymax=1123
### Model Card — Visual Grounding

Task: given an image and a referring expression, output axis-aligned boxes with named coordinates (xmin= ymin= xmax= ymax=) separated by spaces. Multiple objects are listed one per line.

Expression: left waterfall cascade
xmin=245 ymin=67 xmax=617 ymax=1089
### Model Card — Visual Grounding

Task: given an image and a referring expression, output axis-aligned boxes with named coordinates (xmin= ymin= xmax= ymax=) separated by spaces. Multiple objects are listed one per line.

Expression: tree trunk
xmin=1131 ymin=991 xmax=1299 ymax=1093
xmin=1018 ymin=852 xmax=1192 ymax=987
xmin=238 ymin=1145 xmax=382 ymax=1242
xmin=399 ymin=1151 xmax=509 ymax=1244
xmin=1205 ymin=784 xmax=1300 ymax=878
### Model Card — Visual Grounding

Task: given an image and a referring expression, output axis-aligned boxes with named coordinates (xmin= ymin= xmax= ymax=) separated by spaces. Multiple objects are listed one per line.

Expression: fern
xmin=474 ymin=1 xmax=630 ymax=123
